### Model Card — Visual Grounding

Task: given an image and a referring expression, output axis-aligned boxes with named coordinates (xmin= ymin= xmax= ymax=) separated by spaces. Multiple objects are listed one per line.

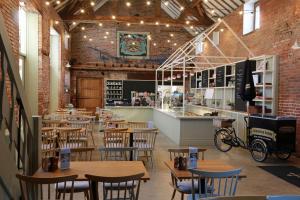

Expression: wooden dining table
xmin=33 ymin=161 xmax=150 ymax=200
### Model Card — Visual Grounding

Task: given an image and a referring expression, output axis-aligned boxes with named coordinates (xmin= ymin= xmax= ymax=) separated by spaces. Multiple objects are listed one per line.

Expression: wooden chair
xmin=41 ymin=127 xmax=57 ymax=158
xmin=16 ymin=173 xmax=78 ymax=200
xmin=188 ymin=169 xmax=242 ymax=200
xmin=57 ymin=128 xmax=88 ymax=149
xmin=57 ymin=147 xmax=95 ymax=199
xmin=99 ymin=147 xmax=138 ymax=161
xmin=103 ymin=128 xmax=128 ymax=148
xmin=85 ymin=173 xmax=145 ymax=200
xmin=132 ymin=128 xmax=158 ymax=167
xmin=128 ymin=121 xmax=148 ymax=129
xmin=167 ymin=148 xmax=207 ymax=200
xmin=42 ymin=120 xmax=68 ymax=128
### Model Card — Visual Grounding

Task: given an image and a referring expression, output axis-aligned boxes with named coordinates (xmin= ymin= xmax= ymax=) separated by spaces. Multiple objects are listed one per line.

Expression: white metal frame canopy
xmin=155 ymin=19 xmax=255 ymax=110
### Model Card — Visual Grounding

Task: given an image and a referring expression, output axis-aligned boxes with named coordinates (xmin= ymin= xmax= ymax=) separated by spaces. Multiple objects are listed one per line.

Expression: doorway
xmin=49 ymin=28 xmax=61 ymax=113
xmin=76 ymin=77 xmax=104 ymax=111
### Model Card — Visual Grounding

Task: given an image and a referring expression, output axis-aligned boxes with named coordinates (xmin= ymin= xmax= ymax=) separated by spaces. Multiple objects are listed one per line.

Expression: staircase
xmin=0 ymin=11 xmax=41 ymax=199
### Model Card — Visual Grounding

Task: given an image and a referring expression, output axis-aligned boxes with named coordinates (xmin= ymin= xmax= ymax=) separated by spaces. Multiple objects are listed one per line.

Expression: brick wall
xmin=70 ymin=23 xmax=192 ymax=64
xmin=199 ymin=0 xmax=300 ymax=153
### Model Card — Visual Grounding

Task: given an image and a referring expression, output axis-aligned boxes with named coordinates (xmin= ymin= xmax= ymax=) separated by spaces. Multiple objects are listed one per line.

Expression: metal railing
xmin=0 ymin=10 xmax=41 ymax=199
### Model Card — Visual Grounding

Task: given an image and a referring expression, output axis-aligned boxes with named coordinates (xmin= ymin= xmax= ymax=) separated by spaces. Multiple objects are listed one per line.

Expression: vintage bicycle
xmin=213 ymin=116 xmax=296 ymax=162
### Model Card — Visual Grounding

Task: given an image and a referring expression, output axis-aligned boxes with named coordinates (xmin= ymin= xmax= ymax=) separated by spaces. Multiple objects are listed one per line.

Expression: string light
xmin=140 ymin=20 xmax=144 ymax=24
xmin=112 ymin=15 xmax=116 ymax=19
xmin=166 ymin=24 xmax=170 ymax=28
xmin=110 ymin=41 xmax=114 ymax=44
xmin=195 ymin=31 xmax=199 ymax=34
xmin=185 ymin=20 xmax=190 ymax=25
xmin=72 ymin=21 xmax=77 ymax=25
xmin=218 ymin=18 xmax=221 ymax=21
xmin=164 ymin=1 xmax=169 ymax=6
xmin=45 ymin=1 xmax=50 ymax=6
xmin=190 ymin=25 xmax=194 ymax=29
xmin=81 ymin=26 xmax=85 ymax=31
xmin=99 ymin=23 xmax=103 ymax=26
xmin=105 ymin=31 xmax=109 ymax=35
xmin=89 ymin=38 xmax=93 ymax=42
xmin=90 ymin=1 xmax=95 ymax=6
xmin=173 ymin=43 xmax=177 ymax=46
xmin=239 ymin=11 xmax=243 ymax=15
xmin=155 ymin=21 xmax=159 ymax=25
xmin=56 ymin=0 xmax=60 ymax=5
xmin=83 ymin=35 xmax=87 ymax=39
xmin=80 ymin=9 xmax=85 ymax=13
xmin=127 ymin=23 xmax=131 ymax=26
xmin=220 ymin=28 xmax=224 ymax=32
xmin=170 ymin=33 xmax=174 ymax=37
xmin=180 ymin=6 xmax=184 ymax=11
xmin=211 ymin=9 xmax=215 ymax=14
xmin=153 ymin=43 xmax=157 ymax=46
xmin=104 ymin=36 xmax=108 ymax=39
xmin=204 ymin=0 xmax=208 ymax=2
xmin=167 ymin=40 xmax=170 ymax=43
xmin=126 ymin=2 xmax=131 ymax=7
xmin=146 ymin=1 xmax=151 ymax=5
xmin=54 ymin=20 xmax=59 ymax=25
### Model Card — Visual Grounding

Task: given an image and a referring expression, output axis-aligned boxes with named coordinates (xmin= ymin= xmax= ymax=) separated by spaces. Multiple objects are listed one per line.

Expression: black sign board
xmin=216 ymin=66 xmax=225 ymax=87
xmin=191 ymin=76 xmax=196 ymax=88
xmin=123 ymin=80 xmax=155 ymax=101
xmin=235 ymin=61 xmax=247 ymax=112
xmin=201 ymin=70 xmax=208 ymax=88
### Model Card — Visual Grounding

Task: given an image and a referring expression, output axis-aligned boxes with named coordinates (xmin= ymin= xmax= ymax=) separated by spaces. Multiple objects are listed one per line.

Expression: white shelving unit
xmin=105 ymin=80 xmax=123 ymax=101
xmin=190 ymin=55 xmax=278 ymax=115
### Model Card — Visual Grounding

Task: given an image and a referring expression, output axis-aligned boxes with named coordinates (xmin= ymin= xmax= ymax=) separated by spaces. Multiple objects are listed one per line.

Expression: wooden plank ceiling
xmin=49 ymin=0 xmax=244 ymax=35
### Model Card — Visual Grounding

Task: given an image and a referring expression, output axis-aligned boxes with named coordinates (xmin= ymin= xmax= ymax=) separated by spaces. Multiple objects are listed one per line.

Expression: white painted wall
xmin=49 ymin=28 xmax=61 ymax=113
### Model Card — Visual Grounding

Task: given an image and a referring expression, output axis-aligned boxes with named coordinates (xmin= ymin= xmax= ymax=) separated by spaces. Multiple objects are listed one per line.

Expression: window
xmin=19 ymin=56 xmax=25 ymax=82
xmin=19 ymin=7 xmax=27 ymax=55
xmin=212 ymin=31 xmax=220 ymax=46
xmin=195 ymin=35 xmax=204 ymax=54
xmin=243 ymin=0 xmax=260 ymax=35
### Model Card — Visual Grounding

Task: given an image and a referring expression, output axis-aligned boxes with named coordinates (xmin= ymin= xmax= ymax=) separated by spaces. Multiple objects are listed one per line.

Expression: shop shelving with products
xmin=190 ymin=55 xmax=278 ymax=115
xmin=105 ymin=80 xmax=123 ymax=101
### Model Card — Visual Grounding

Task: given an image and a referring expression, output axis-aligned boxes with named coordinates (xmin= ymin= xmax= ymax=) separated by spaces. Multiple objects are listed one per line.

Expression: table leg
xmin=129 ymin=132 xmax=133 ymax=161
xmin=90 ymin=181 xmax=99 ymax=200
xmin=200 ymin=178 xmax=206 ymax=194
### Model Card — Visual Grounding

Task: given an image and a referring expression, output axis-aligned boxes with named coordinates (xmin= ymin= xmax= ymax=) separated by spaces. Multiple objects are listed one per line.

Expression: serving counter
xmin=105 ymin=106 xmax=153 ymax=122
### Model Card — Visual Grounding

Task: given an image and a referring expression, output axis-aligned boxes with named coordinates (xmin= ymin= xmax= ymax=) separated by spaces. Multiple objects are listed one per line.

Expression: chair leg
xmin=90 ymin=131 xmax=96 ymax=146
xmin=84 ymin=191 xmax=90 ymax=200
xmin=171 ymin=189 xmax=176 ymax=200
xmin=181 ymin=193 xmax=184 ymax=200
xmin=150 ymin=151 xmax=154 ymax=168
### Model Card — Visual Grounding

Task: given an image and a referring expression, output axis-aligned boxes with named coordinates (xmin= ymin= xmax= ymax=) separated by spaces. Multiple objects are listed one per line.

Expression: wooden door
xmin=77 ymin=78 xmax=104 ymax=110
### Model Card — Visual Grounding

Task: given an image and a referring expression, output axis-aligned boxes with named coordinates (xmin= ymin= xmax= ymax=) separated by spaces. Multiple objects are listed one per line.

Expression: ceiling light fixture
xmin=239 ymin=11 xmax=243 ymax=15
xmin=54 ymin=20 xmax=59 ymax=25
xmin=190 ymin=25 xmax=194 ymax=29
xmin=104 ymin=36 xmax=108 ymax=39
xmin=220 ymin=28 xmax=224 ymax=32
xmin=126 ymin=2 xmax=131 ymax=7
xmin=180 ymin=6 xmax=184 ymax=11
xmin=140 ymin=20 xmax=144 ymax=24
xmin=166 ymin=24 xmax=170 ymax=27
xmin=167 ymin=40 xmax=170 ymax=43
xmin=155 ymin=21 xmax=159 ymax=25
xmin=90 ymin=1 xmax=95 ymax=6
xmin=80 ymin=9 xmax=85 ymax=13
xmin=218 ymin=18 xmax=221 ymax=21
xmin=211 ymin=9 xmax=215 ymax=14
xmin=83 ymin=35 xmax=87 ymax=39
xmin=72 ymin=21 xmax=77 ymax=25
xmin=164 ymin=1 xmax=169 ymax=6
xmin=186 ymin=20 xmax=190 ymax=25
xmin=195 ymin=31 xmax=199 ymax=34
xmin=153 ymin=43 xmax=157 ymax=46
xmin=45 ymin=1 xmax=50 ymax=6
xmin=112 ymin=15 xmax=116 ymax=19
xmin=81 ymin=26 xmax=85 ymax=30
xmin=56 ymin=0 xmax=60 ymax=4
xmin=127 ymin=23 xmax=131 ymax=26
xmin=111 ymin=41 xmax=114 ymax=44
xmin=146 ymin=1 xmax=151 ymax=5
xmin=105 ymin=31 xmax=109 ymax=35
xmin=170 ymin=33 xmax=174 ymax=37
xmin=89 ymin=38 xmax=93 ymax=42
xmin=173 ymin=43 xmax=177 ymax=46
xmin=99 ymin=23 xmax=103 ymax=26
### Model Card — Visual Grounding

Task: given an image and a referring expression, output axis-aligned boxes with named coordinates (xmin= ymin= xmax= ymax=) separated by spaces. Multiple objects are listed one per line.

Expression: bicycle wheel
xmin=250 ymin=139 xmax=268 ymax=162
xmin=214 ymin=129 xmax=233 ymax=152
xmin=275 ymin=151 xmax=291 ymax=160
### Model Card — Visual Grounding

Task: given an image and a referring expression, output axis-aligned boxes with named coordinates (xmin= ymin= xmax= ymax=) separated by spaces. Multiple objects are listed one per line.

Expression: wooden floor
xmin=72 ymin=128 xmax=300 ymax=199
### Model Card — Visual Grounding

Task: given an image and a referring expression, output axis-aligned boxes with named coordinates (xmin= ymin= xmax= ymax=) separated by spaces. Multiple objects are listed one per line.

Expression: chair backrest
xmin=67 ymin=120 xmax=90 ymax=129
xmin=103 ymin=128 xmax=128 ymax=147
xmin=69 ymin=147 xmax=95 ymax=161
xmin=41 ymin=127 xmax=57 ymax=157
xmin=99 ymin=147 xmax=138 ymax=161
xmin=57 ymin=128 xmax=87 ymax=149
xmin=132 ymin=128 xmax=158 ymax=150
xmin=85 ymin=173 xmax=144 ymax=200
xmin=128 ymin=121 xmax=148 ymax=129
xmin=168 ymin=148 xmax=207 ymax=161
xmin=189 ymin=168 xmax=242 ymax=199
xmin=42 ymin=120 xmax=68 ymax=128
xmin=16 ymin=173 xmax=78 ymax=200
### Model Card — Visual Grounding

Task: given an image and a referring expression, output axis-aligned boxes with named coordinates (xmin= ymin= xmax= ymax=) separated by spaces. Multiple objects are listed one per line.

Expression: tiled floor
xmin=74 ymin=129 xmax=300 ymax=199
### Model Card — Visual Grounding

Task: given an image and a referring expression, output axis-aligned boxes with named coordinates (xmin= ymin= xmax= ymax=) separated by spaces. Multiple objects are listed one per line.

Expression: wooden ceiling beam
xmin=63 ymin=15 xmax=211 ymax=27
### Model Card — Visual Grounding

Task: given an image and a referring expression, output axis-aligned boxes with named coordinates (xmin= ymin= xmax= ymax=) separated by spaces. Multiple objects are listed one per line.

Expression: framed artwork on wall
xmin=117 ymin=31 xmax=149 ymax=59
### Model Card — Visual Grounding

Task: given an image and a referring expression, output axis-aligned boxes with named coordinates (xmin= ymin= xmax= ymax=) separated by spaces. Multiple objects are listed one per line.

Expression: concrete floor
xmin=73 ymin=129 xmax=300 ymax=199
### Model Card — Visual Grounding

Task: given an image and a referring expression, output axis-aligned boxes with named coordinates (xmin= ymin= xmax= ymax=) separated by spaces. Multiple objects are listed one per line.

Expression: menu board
xmin=123 ymin=80 xmax=155 ymax=101
xmin=201 ymin=70 xmax=208 ymax=88
xmin=191 ymin=76 xmax=196 ymax=88
xmin=235 ymin=61 xmax=247 ymax=112
xmin=216 ymin=66 xmax=225 ymax=87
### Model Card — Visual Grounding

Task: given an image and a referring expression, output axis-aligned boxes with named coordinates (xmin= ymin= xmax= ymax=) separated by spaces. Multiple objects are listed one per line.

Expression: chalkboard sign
xmin=234 ymin=60 xmax=256 ymax=112
xmin=216 ymin=66 xmax=225 ymax=87
xmin=235 ymin=61 xmax=247 ymax=112
xmin=202 ymin=70 xmax=208 ymax=88
xmin=123 ymin=80 xmax=155 ymax=101
xmin=191 ymin=76 xmax=196 ymax=88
